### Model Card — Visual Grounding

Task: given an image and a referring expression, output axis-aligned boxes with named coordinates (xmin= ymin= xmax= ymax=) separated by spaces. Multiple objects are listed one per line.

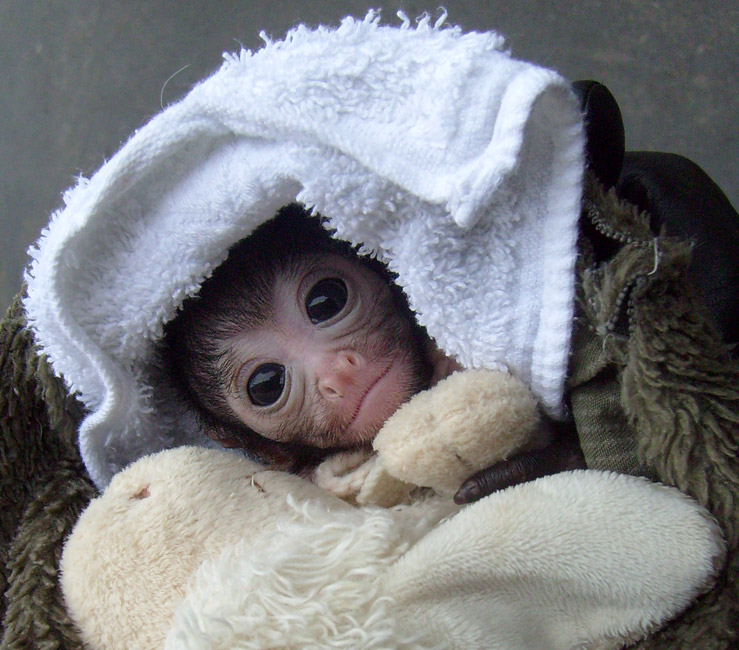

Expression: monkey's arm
xmin=454 ymin=419 xmax=586 ymax=504
xmin=421 ymin=345 xmax=583 ymax=505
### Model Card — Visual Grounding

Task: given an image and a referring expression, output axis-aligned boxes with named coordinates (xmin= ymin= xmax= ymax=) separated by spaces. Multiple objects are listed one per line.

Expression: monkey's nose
xmin=317 ymin=350 xmax=363 ymax=400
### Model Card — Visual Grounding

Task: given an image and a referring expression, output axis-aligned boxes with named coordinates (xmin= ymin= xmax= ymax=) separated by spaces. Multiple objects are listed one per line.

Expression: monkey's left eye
xmin=247 ymin=363 xmax=285 ymax=407
xmin=305 ymin=278 xmax=348 ymax=323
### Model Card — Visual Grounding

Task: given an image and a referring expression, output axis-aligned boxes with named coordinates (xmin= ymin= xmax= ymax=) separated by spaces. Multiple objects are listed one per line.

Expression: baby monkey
xmin=163 ymin=205 xmax=452 ymax=470
xmin=163 ymin=205 xmax=582 ymax=495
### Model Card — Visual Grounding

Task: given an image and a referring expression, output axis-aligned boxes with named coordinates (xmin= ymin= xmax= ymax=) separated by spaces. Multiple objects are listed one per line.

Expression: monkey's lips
xmin=345 ymin=360 xmax=408 ymax=441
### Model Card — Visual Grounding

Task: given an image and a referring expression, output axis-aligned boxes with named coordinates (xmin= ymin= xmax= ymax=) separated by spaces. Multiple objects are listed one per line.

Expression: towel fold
xmin=24 ymin=11 xmax=584 ymax=488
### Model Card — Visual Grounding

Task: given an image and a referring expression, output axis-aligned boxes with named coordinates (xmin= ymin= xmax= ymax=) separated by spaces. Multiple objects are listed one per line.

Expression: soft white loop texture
xmin=24 ymin=11 xmax=584 ymax=488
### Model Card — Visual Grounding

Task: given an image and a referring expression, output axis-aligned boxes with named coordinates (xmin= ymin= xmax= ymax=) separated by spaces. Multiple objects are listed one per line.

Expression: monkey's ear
xmin=367 ymin=369 xmax=544 ymax=499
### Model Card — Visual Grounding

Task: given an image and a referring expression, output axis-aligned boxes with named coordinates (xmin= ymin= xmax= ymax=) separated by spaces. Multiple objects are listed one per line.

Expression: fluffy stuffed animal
xmin=311 ymin=369 xmax=547 ymax=506
xmin=60 ymin=370 xmax=725 ymax=650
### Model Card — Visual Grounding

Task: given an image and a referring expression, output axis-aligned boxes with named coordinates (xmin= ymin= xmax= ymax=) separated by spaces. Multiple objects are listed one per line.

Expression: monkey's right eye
xmin=306 ymin=278 xmax=348 ymax=323
xmin=246 ymin=363 xmax=285 ymax=407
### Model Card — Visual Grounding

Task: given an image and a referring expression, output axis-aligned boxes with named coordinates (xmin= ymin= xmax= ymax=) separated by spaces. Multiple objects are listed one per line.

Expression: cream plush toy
xmin=60 ymin=368 xmax=725 ymax=650
xmin=311 ymin=369 xmax=547 ymax=506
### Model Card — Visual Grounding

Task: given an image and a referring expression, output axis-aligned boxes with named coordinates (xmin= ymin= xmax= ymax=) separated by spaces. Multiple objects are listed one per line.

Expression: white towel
xmin=24 ymin=12 xmax=585 ymax=488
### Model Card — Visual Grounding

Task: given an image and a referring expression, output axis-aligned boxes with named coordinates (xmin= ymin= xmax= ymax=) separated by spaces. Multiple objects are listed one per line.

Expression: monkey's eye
xmin=305 ymin=278 xmax=348 ymax=323
xmin=246 ymin=363 xmax=285 ymax=407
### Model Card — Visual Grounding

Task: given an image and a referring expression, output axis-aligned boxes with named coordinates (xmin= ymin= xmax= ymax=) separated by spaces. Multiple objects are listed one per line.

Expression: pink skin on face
xmin=222 ymin=253 xmax=431 ymax=449
xmin=313 ymin=348 xmax=411 ymax=442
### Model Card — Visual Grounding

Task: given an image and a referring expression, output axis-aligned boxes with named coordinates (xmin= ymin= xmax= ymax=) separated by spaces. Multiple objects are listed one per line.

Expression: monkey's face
xmin=220 ymin=253 xmax=430 ymax=448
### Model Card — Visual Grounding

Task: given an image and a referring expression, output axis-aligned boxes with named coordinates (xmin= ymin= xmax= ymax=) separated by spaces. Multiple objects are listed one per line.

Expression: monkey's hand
xmin=363 ymin=369 xmax=549 ymax=502
xmin=453 ymin=420 xmax=586 ymax=504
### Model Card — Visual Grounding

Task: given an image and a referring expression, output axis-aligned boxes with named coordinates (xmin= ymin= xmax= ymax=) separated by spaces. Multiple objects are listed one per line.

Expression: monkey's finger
xmin=453 ymin=432 xmax=586 ymax=505
xmin=453 ymin=451 xmax=552 ymax=504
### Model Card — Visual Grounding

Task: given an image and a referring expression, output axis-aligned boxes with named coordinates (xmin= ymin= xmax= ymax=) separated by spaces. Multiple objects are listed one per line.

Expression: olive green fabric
xmin=570 ymin=175 xmax=739 ymax=649
xmin=1 ymin=179 xmax=737 ymax=647
xmin=0 ymin=292 xmax=94 ymax=650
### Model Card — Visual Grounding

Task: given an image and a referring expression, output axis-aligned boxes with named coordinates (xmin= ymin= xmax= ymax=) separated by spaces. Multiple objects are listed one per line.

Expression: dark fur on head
xmin=162 ymin=204 xmax=421 ymax=471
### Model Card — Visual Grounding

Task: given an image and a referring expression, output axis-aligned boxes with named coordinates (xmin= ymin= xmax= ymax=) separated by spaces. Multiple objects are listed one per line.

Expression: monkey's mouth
xmin=345 ymin=361 xmax=397 ymax=436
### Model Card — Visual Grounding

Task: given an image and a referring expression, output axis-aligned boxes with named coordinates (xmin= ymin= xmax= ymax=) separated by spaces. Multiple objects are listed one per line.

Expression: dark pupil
xmin=247 ymin=363 xmax=285 ymax=406
xmin=305 ymin=278 xmax=348 ymax=323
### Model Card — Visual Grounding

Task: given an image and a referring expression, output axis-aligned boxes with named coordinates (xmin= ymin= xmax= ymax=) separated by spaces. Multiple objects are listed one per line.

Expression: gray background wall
xmin=1 ymin=0 xmax=736 ymax=313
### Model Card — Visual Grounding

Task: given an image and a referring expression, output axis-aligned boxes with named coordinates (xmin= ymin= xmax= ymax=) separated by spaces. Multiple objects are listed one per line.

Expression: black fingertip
xmin=454 ymin=480 xmax=481 ymax=505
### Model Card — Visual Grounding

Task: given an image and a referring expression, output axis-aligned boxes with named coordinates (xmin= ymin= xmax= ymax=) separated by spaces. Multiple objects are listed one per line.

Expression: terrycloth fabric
xmin=22 ymin=12 xmax=584 ymax=489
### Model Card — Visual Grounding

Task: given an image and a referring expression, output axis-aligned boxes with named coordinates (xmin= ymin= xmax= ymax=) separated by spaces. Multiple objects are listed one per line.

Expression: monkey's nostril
xmin=320 ymin=381 xmax=343 ymax=399
xmin=341 ymin=350 xmax=362 ymax=368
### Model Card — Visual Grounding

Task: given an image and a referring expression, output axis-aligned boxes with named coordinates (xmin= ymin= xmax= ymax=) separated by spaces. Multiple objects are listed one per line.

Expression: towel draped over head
xmin=24 ymin=11 xmax=585 ymax=488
